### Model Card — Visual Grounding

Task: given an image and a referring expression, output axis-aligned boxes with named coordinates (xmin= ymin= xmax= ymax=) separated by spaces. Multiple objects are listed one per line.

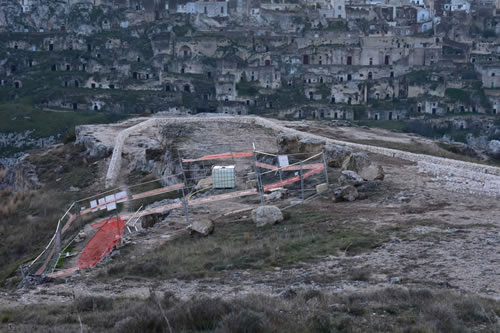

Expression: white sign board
xmin=105 ymin=194 xmax=117 ymax=211
xmin=115 ymin=191 xmax=128 ymax=203
xmin=278 ymin=155 xmax=289 ymax=167
xmin=90 ymin=200 xmax=98 ymax=213
xmin=98 ymin=198 xmax=106 ymax=211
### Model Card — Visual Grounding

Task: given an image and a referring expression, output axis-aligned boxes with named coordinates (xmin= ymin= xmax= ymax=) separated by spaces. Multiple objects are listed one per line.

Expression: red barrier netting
xmin=77 ymin=216 xmax=126 ymax=269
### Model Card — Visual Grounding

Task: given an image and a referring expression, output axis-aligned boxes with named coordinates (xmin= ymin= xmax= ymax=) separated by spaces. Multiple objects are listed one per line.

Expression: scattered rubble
xmin=332 ymin=185 xmax=359 ymax=202
xmin=338 ymin=170 xmax=365 ymax=186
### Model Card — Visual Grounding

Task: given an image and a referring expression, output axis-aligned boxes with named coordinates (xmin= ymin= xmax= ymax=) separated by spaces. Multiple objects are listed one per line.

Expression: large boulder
xmin=338 ymin=170 xmax=365 ymax=186
xmin=324 ymin=144 xmax=353 ymax=168
xmin=251 ymin=205 xmax=283 ymax=227
xmin=277 ymin=133 xmax=300 ymax=154
xmin=298 ymin=137 xmax=326 ymax=154
xmin=188 ymin=220 xmax=214 ymax=236
xmin=342 ymin=152 xmax=384 ymax=181
xmin=278 ymin=134 xmax=325 ymax=154
xmin=332 ymin=185 xmax=359 ymax=202
xmin=487 ymin=140 xmax=500 ymax=159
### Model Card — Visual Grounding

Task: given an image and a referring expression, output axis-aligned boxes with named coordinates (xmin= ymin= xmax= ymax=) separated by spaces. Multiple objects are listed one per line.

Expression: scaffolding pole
xmin=300 ymin=161 xmax=304 ymax=202
xmin=181 ymin=187 xmax=190 ymax=226
xmin=322 ymin=150 xmax=329 ymax=186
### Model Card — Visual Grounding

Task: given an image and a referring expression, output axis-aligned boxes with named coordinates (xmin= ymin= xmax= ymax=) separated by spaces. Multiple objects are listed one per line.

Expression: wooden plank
xmin=187 ymin=189 xmax=257 ymax=206
xmin=182 ymin=152 xmax=253 ymax=163
xmin=131 ymin=183 xmax=184 ymax=200
xmin=256 ymin=162 xmax=324 ymax=171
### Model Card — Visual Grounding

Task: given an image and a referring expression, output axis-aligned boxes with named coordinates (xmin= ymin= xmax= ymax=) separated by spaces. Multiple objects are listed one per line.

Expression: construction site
xmin=1 ymin=115 xmax=500 ymax=332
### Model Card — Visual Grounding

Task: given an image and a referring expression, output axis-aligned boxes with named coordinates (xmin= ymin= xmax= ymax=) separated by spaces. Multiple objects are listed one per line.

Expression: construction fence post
xmin=229 ymin=143 xmax=235 ymax=164
xmin=322 ymin=150 xmax=329 ymax=186
xmin=52 ymin=221 xmax=62 ymax=274
xmin=181 ymin=187 xmax=190 ymax=226
xmin=276 ymin=155 xmax=283 ymax=182
xmin=300 ymin=160 xmax=304 ymax=202
xmin=253 ymin=151 xmax=265 ymax=205
xmin=177 ymin=150 xmax=187 ymax=186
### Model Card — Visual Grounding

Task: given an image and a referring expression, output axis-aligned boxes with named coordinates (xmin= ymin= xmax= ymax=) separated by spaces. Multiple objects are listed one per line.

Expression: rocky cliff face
xmin=0 ymin=0 xmax=23 ymax=32
xmin=0 ymin=0 xmax=105 ymax=33
xmin=0 ymin=155 xmax=40 ymax=192
xmin=0 ymin=131 xmax=56 ymax=150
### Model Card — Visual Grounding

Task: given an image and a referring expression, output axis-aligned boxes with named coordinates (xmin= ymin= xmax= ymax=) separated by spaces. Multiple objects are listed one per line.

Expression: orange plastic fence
xmin=263 ymin=165 xmax=324 ymax=192
xmin=77 ymin=217 xmax=126 ymax=269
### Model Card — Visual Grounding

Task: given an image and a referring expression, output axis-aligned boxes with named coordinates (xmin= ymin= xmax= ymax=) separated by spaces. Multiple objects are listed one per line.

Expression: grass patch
xmin=445 ymin=88 xmax=471 ymax=104
xmin=0 ymin=102 xmax=125 ymax=138
xmin=104 ymin=204 xmax=387 ymax=280
xmin=0 ymin=287 xmax=498 ymax=332
xmin=0 ymin=144 xmax=102 ymax=286
xmin=355 ymin=120 xmax=406 ymax=132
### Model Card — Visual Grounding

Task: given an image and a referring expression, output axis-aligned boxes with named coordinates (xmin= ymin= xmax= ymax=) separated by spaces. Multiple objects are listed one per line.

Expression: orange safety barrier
xmin=131 ymin=183 xmax=184 ymax=200
xmin=47 ymin=267 xmax=79 ymax=278
xmin=187 ymin=189 xmax=257 ymax=206
xmin=77 ymin=217 xmax=126 ymax=269
xmin=182 ymin=152 xmax=253 ymax=163
xmin=35 ymin=246 xmax=56 ymax=275
xmin=263 ymin=165 xmax=324 ymax=192
xmin=256 ymin=162 xmax=324 ymax=172
xmin=61 ymin=214 xmax=77 ymax=234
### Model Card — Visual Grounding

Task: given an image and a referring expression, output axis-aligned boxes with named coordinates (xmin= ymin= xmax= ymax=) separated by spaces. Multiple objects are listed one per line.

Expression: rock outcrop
xmin=75 ymin=126 xmax=113 ymax=160
xmin=277 ymin=133 xmax=300 ymax=154
xmin=278 ymin=134 xmax=325 ymax=154
xmin=251 ymin=205 xmax=283 ymax=227
xmin=342 ymin=152 xmax=385 ymax=181
xmin=0 ymin=155 xmax=40 ymax=192
xmin=324 ymin=144 xmax=353 ymax=168
xmin=298 ymin=137 xmax=325 ymax=154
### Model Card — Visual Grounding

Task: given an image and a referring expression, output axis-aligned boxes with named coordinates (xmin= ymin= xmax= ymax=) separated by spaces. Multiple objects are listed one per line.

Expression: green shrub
xmin=216 ymin=309 xmax=271 ymax=333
